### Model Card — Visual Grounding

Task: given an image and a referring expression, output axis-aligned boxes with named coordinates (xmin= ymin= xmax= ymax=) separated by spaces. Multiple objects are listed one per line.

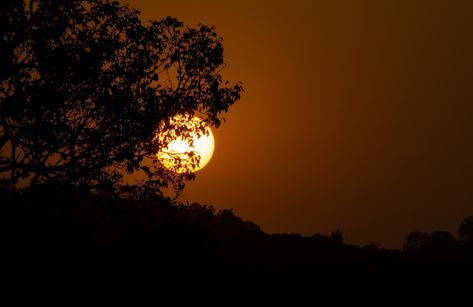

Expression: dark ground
xmin=1 ymin=184 xmax=472 ymax=294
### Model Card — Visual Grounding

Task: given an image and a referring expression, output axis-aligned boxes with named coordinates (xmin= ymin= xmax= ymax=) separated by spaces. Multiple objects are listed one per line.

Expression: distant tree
xmin=403 ymin=231 xmax=429 ymax=253
xmin=458 ymin=216 xmax=473 ymax=245
xmin=0 ymin=0 xmax=242 ymax=193
xmin=330 ymin=229 xmax=343 ymax=244
xmin=422 ymin=231 xmax=458 ymax=262
xmin=422 ymin=231 xmax=457 ymax=254
xmin=404 ymin=230 xmax=457 ymax=261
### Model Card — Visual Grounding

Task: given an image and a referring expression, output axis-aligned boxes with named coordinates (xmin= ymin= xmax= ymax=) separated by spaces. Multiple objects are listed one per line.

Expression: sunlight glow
xmin=157 ymin=115 xmax=215 ymax=173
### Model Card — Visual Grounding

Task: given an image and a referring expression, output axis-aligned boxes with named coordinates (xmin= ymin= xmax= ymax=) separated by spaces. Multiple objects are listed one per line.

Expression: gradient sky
xmin=130 ymin=0 xmax=473 ymax=248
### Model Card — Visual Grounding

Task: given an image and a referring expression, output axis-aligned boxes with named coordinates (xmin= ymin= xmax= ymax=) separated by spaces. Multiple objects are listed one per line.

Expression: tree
xmin=404 ymin=231 xmax=457 ymax=261
xmin=403 ymin=231 xmax=429 ymax=253
xmin=0 ymin=0 xmax=242 ymax=193
xmin=422 ymin=231 xmax=457 ymax=255
xmin=458 ymin=216 xmax=473 ymax=245
xmin=330 ymin=230 xmax=343 ymax=244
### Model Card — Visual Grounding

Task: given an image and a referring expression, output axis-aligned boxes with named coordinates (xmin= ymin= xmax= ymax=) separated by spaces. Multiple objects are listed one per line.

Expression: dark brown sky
xmin=130 ymin=0 xmax=473 ymax=248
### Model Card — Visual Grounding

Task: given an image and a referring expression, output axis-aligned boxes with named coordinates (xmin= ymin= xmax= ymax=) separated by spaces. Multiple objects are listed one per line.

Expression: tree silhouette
xmin=458 ymin=216 xmax=473 ymax=245
xmin=403 ymin=230 xmax=459 ymax=262
xmin=330 ymin=229 xmax=343 ymax=244
xmin=403 ymin=231 xmax=430 ymax=253
xmin=0 ymin=0 xmax=242 ymax=193
xmin=422 ymin=231 xmax=457 ymax=260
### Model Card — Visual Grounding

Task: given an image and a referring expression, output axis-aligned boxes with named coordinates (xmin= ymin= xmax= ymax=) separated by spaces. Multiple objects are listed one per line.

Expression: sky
xmin=129 ymin=0 xmax=473 ymax=248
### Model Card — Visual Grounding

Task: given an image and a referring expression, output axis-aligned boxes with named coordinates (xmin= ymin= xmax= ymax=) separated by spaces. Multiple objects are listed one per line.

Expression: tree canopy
xmin=0 ymin=0 xmax=242 ymax=194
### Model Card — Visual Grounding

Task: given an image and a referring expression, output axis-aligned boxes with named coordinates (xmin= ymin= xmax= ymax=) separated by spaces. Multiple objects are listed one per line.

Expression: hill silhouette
xmin=1 ymin=184 xmax=471 ymax=289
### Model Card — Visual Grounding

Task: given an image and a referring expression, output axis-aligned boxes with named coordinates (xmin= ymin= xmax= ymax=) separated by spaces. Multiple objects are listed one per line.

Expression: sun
xmin=157 ymin=115 xmax=215 ymax=173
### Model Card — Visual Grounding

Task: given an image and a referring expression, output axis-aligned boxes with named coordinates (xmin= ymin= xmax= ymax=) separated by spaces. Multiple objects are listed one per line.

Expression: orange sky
xmin=129 ymin=0 xmax=473 ymax=248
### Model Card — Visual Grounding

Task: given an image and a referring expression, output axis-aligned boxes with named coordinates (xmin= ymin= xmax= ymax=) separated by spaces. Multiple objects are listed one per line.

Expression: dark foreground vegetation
xmin=1 ymin=184 xmax=472 ymax=289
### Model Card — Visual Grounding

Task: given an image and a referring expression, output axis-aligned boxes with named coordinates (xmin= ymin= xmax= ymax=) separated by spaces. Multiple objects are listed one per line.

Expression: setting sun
xmin=157 ymin=115 xmax=215 ymax=173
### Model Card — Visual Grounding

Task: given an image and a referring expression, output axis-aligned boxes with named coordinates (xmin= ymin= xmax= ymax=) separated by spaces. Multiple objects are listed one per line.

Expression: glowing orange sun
xmin=157 ymin=115 xmax=215 ymax=173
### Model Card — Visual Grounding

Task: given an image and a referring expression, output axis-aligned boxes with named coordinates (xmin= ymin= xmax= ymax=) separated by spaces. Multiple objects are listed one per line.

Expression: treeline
xmin=1 ymin=184 xmax=472 ymax=285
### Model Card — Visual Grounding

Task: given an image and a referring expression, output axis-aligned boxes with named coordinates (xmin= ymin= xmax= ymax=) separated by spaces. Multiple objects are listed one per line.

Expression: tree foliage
xmin=403 ymin=231 xmax=430 ymax=253
xmin=0 ymin=0 xmax=242 ymax=193
xmin=458 ymin=216 xmax=473 ymax=245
